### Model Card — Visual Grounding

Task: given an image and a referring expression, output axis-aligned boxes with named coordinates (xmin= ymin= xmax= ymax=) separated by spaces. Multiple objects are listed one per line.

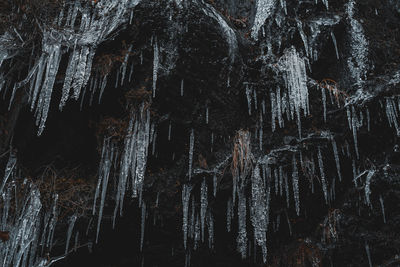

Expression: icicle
xmin=226 ymin=198 xmax=233 ymax=232
xmin=250 ymin=164 xmax=268 ymax=263
xmin=188 ymin=129 xmax=194 ymax=180
xmin=251 ymin=0 xmax=276 ymax=40
xmin=284 ymin=169 xmax=290 ymax=208
xmin=182 ymin=184 xmax=192 ymax=249
xmin=65 ymin=214 xmax=77 ymax=254
xmin=331 ymin=136 xmax=342 ymax=181
xmin=206 ymin=106 xmax=209 ymax=124
xmin=346 ymin=0 xmax=369 ymax=88
xmin=74 ymin=231 xmax=79 ymax=252
xmin=378 ymin=195 xmax=386 ymax=223
xmin=207 ymin=212 xmax=214 ymax=249
xmin=364 ymin=170 xmax=375 ymax=206
xmin=317 ymin=147 xmax=328 ymax=203
xmin=246 ymin=84 xmax=252 ymax=115
xmin=351 ymin=106 xmax=360 ymax=158
xmin=95 ymin=139 xmax=114 ymax=243
xmin=194 ymin=214 xmax=200 ymax=250
xmin=0 ymin=151 xmax=17 ymax=194
xmin=366 ymin=108 xmax=370 ymax=132
xmin=181 ymin=79 xmax=184 ymax=96
xmin=278 ymin=47 xmax=309 ymax=137
xmin=140 ymin=201 xmax=146 ymax=251
xmin=292 ymin=155 xmax=300 ymax=215
xmin=152 ymin=41 xmax=159 ymax=98
xmin=262 ymin=99 xmax=266 ymax=114
xmin=200 ymin=178 xmax=208 ymax=242
xmin=128 ymin=62 xmax=134 ymax=83
xmin=296 ymin=18 xmax=309 ymax=57
xmin=385 ymin=98 xmax=400 ymax=136
xmin=276 ymin=87 xmax=283 ymax=128
xmin=365 ymin=241 xmax=373 ymax=267
xmin=213 ymin=173 xmax=217 ymax=197
xmin=270 ymin=89 xmax=276 ymax=131
xmin=237 ymin=193 xmax=247 ymax=258
xmin=331 ymin=32 xmax=339 ymax=59
xmin=121 ymin=45 xmax=132 ymax=86
xmin=321 ymin=86 xmax=327 ymax=122
xmin=280 ymin=0 xmax=287 ymax=14
xmin=168 ymin=121 xmax=172 ymax=141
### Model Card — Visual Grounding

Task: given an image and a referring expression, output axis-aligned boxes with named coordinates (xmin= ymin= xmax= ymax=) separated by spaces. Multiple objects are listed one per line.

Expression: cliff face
xmin=0 ymin=0 xmax=400 ymax=266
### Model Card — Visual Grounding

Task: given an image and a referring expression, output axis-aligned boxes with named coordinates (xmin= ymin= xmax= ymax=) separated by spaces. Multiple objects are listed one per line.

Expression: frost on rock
xmin=346 ymin=0 xmax=369 ymax=88
xmin=278 ymin=47 xmax=309 ymax=137
xmin=251 ymin=0 xmax=276 ymax=40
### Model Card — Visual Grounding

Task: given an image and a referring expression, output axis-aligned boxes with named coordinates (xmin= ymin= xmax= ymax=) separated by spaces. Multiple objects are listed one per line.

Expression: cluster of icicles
xmin=2 ymin=0 xmax=141 ymax=135
xmin=0 ymin=0 xmax=398 ymax=266
xmin=0 ymin=152 xmax=63 ymax=267
xmin=0 ymin=102 xmax=152 ymax=267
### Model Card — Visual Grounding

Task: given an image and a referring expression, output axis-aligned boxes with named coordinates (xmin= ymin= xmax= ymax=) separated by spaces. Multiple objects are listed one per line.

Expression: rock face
xmin=0 ymin=0 xmax=400 ymax=266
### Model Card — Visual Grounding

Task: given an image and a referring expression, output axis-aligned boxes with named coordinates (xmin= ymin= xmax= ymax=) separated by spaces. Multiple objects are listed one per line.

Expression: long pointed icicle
xmin=200 ymin=178 xmax=208 ymax=242
xmin=182 ymin=184 xmax=192 ymax=249
xmin=65 ymin=214 xmax=77 ymax=254
xmin=317 ymin=147 xmax=328 ymax=203
xmin=331 ymin=136 xmax=342 ymax=181
xmin=188 ymin=129 xmax=194 ymax=180
xmin=292 ymin=155 xmax=300 ymax=215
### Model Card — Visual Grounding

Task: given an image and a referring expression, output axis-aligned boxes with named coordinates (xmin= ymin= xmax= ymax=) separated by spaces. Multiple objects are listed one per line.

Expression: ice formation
xmin=346 ymin=0 xmax=369 ymax=88
xmin=15 ymin=0 xmax=142 ymax=135
xmin=251 ymin=0 xmax=276 ymax=40
xmin=278 ymin=47 xmax=309 ymax=137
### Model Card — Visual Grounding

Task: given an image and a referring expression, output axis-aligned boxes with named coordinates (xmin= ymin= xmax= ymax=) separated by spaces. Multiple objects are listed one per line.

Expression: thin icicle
xmin=246 ymin=84 xmax=252 ymax=115
xmin=379 ymin=195 xmax=386 ymax=223
xmin=292 ymin=155 xmax=300 ymax=215
xmin=65 ymin=214 xmax=77 ymax=254
xmin=317 ymin=147 xmax=328 ymax=203
xmin=200 ymin=178 xmax=208 ymax=242
xmin=152 ymin=41 xmax=159 ymax=98
xmin=364 ymin=170 xmax=375 ymax=206
xmin=365 ymin=241 xmax=373 ymax=267
xmin=321 ymin=86 xmax=327 ymax=122
xmin=226 ymin=198 xmax=233 ymax=232
xmin=331 ymin=136 xmax=342 ymax=182
xmin=331 ymin=32 xmax=339 ymax=59
xmin=182 ymin=184 xmax=192 ymax=249
xmin=188 ymin=129 xmax=194 ymax=180
xmin=181 ymin=79 xmax=184 ymax=96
